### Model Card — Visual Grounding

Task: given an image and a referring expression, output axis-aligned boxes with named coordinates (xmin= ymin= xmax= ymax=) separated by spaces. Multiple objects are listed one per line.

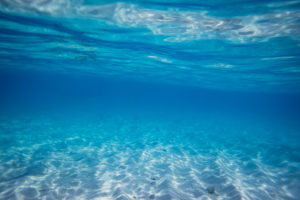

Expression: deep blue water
xmin=0 ymin=1 xmax=300 ymax=200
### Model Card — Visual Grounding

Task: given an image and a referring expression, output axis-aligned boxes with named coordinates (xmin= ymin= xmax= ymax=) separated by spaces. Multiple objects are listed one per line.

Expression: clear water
xmin=0 ymin=1 xmax=300 ymax=200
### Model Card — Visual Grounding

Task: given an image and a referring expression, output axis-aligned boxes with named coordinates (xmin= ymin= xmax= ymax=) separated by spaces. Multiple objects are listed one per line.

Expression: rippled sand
xmin=0 ymin=114 xmax=299 ymax=200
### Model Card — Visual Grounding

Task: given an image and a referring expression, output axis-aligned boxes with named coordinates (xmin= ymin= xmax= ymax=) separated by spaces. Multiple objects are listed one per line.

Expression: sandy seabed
xmin=0 ymin=114 xmax=299 ymax=200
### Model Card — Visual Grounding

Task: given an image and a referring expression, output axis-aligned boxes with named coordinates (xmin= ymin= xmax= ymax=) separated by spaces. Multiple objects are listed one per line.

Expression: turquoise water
xmin=0 ymin=1 xmax=300 ymax=200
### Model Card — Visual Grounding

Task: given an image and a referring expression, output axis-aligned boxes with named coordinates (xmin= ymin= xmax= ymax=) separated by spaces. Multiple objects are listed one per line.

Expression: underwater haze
xmin=0 ymin=0 xmax=300 ymax=200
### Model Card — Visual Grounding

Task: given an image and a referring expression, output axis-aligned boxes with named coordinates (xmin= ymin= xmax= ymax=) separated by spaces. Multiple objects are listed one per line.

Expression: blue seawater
xmin=0 ymin=1 xmax=300 ymax=200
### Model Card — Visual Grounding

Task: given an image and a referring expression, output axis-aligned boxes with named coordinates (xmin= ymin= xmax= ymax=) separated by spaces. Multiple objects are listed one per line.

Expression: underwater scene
xmin=0 ymin=0 xmax=300 ymax=200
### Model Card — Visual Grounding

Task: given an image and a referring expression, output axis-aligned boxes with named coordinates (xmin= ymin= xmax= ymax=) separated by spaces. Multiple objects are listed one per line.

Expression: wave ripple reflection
xmin=0 ymin=0 xmax=300 ymax=92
